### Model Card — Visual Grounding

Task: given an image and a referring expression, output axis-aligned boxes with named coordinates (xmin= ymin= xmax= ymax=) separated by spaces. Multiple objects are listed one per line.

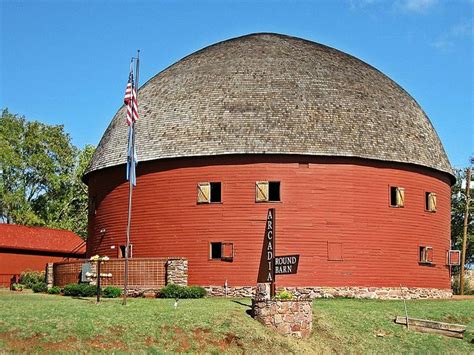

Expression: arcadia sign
xmin=257 ymin=208 xmax=300 ymax=295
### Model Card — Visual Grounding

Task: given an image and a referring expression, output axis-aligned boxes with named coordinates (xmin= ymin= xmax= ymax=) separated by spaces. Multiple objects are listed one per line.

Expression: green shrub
xmin=159 ymin=284 xmax=206 ymax=299
xmin=452 ymin=276 xmax=473 ymax=295
xmin=32 ymin=282 xmax=48 ymax=293
xmin=103 ymin=286 xmax=122 ymax=298
xmin=19 ymin=271 xmax=45 ymax=289
xmin=47 ymin=286 xmax=62 ymax=295
xmin=274 ymin=290 xmax=294 ymax=300
xmin=11 ymin=283 xmax=24 ymax=291
xmin=184 ymin=286 xmax=207 ymax=299
xmin=63 ymin=283 xmax=97 ymax=297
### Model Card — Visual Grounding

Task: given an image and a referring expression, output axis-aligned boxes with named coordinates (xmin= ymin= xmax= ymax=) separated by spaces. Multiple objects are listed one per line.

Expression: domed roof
xmin=85 ymin=33 xmax=453 ymax=179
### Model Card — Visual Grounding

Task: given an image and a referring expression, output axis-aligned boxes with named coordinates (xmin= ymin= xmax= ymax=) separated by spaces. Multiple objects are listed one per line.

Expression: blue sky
xmin=1 ymin=0 xmax=472 ymax=168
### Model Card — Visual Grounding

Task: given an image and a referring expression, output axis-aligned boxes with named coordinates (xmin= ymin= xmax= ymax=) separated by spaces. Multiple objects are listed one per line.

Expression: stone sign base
xmin=251 ymin=283 xmax=312 ymax=338
xmin=252 ymin=298 xmax=313 ymax=338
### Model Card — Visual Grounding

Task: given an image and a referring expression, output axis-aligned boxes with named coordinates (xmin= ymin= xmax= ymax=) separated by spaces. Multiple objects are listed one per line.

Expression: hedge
xmin=63 ymin=284 xmax=98 ymax=297
xmin=19 ymin=271 xmax=45 ymax=289
xmin=32 ymin=282 xmax=48 ymax=293
xmin=159 ymin=284 xmax=206 ymax=299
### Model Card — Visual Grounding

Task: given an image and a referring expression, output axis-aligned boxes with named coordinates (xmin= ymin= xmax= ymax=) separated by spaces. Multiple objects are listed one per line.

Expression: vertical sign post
xmin=258 ymin=208 xmax=276 ymax=297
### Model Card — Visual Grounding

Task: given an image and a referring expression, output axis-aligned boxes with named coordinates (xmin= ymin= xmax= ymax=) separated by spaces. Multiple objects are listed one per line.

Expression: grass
xmin=0 ymin=289 xmax=473 ymax=353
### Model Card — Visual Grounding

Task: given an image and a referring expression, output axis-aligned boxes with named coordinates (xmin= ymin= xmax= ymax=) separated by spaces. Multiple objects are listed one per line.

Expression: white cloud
xmin=348 ymin=0 xmax=383 ymax=10
xmin=431 ymin=20 xmax=474 ymax=51
xmin=349 ymin=0 xmax=438 ymax=13
xmin=400 ymin=0 xmax=437 ymax=12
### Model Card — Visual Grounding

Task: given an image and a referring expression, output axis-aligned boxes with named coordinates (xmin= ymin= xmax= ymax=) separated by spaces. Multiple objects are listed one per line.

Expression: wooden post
xmin=460 ymin=167 xmax=471 ymax=295
xmin=96 ymin=260 xmax=101 ymax=303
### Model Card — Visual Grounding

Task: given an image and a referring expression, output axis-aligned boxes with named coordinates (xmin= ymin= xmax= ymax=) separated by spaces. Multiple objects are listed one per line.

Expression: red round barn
xmin=84 ymin=34 xmax=454 ymax=298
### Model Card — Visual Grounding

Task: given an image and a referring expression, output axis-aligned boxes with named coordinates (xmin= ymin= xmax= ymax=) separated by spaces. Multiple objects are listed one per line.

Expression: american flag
xmin=124 ymin=63 xmax=138 ymax=186
xmin=124 ymin=69 xmax=139 ymax=125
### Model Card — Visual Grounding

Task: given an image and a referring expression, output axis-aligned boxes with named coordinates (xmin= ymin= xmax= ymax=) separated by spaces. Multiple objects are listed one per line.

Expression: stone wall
xmin=166 ymin=259 xmax=188 ymax=286
xmin=205 ymin=285 xmax=452 ymax=299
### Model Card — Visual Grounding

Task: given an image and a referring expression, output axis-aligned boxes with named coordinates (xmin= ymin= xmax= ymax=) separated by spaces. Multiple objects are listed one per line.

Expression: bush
xmin=159 ymin=284 xmax=206 ymax=299
xmin=48 ymin=286 xmax=62 ymax=295
xmin=11 ymin=283 xmax=24 ymax=291
xmin=274 ymin=290 xmax=294 ymax=300
xmin=19 ymin=271 xmax=45 ymax=289
xmin=32 ymin=282 xmax=48 ymax=293
xmin=63 ymin=283 xmax=97 ymax=297
xmin=452 ymin=276 xmax=473 ymax=295
xmin=103 ymin=286 xmax=122 ymax=298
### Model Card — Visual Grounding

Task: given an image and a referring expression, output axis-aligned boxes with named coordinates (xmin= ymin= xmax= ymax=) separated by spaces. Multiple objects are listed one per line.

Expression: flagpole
xmin=123 ymin=51 xmax=140 ymax=306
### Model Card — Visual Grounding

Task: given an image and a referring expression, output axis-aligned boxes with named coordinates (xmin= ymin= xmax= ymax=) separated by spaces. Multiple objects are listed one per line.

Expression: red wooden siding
xmin=0 ymin=251 xmax=82 ymax=287
xmin=87 ymin=155 xmax=451 ymax=289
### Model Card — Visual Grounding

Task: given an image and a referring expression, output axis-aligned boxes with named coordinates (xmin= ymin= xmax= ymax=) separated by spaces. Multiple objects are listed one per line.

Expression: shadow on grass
xmin=231 ymin=300 xmax=251 ymax=308
xmin=70 ymin=296 xmax=98 ymax=302
xmin=231 ymin=300 xmax=254 ymax=317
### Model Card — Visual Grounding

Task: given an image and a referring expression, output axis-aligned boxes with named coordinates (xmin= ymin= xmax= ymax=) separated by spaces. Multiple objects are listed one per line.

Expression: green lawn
xmin=0 ymin=289 xmax=473 ymax=353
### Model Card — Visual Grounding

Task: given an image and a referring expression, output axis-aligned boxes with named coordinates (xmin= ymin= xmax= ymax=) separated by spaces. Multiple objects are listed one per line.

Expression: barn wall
xmin=0 ymin=250 xmax=83 ymax=287
xmin=87 ymin=155 xmax=452 ymax=290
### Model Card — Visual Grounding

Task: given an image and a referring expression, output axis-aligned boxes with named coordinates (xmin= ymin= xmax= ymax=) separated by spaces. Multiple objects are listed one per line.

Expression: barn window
xmin=210 ymin=242 xmax=234 ymax=261
xmin=390 ymin=186 xmax=405 ymax=207
xmin=447 ymin=250 xmax=461 ymax=266
xmin=197 ymin=182 xmax=221 ymax=203
xmin=419 ymin=246 xmax=433 ymax=264
xmin=327 ymin=242 xmax=343 ymax=261
xmin=118 ymin=244 xmax=133 ymax=258
xmin=425 ymin=192 xmax=437 ymax=212
xmin=256 ymin=181 xmax=280 ymax=202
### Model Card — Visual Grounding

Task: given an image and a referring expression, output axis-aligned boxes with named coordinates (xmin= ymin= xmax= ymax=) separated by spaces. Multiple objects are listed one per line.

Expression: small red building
xmin=0 ymin=224 xmax=86 ymax=287
xmin=84 ymin=33 xmax=455 ymax=298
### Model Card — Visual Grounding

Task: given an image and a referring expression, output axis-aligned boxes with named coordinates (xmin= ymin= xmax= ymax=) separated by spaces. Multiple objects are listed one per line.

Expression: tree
xmin=451 ymin=168 xmax=473 ymax=267
xmin=0 ymin=109 xmax=94 ymax=238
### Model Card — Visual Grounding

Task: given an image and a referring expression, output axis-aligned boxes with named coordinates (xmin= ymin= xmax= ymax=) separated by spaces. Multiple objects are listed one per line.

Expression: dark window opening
xmin=268 ymin=181 xmax=280 ymax=202
xmin=390 ymin=187 xmax=397 ymax=206
xmin=390 ymin=186 xmax=404 ymax=207
xmin=210 ymin=242 xmax=222 ymax=259
xmin=118 ymin=245 xmax=132 ymax=258
xmin=210 ymin=182 xmax=221 ymax=203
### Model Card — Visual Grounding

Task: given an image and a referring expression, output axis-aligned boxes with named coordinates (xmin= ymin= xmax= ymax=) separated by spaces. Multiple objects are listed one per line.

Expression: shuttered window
xmin=419 ymin=246 xmax=433 ymax=264
xmin=210 ymin=242 xmax=234 ymax=262
xmin=221 ymin=242 xmax=234 ymax=261
xmin=256 ymin=181 xmax=280 ymax=202
xmin=197 ymin=182 xmax=221 ymax=203
xmin=425 ymin=192 xmax=437 ymax=212
xmin=390 ymin=186 xmax=405 ymax=207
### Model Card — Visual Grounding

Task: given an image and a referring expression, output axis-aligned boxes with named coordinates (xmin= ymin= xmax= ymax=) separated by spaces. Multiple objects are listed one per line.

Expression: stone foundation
xmin=205 ymin=285 xmax=452 ymax=299
xmin=204 ymin=285 xmax=255 ymax=297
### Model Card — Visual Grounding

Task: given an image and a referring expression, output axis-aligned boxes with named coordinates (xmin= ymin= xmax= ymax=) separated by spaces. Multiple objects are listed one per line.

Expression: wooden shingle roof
xmin=84 ymin=33 xmax=453 ymax=180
